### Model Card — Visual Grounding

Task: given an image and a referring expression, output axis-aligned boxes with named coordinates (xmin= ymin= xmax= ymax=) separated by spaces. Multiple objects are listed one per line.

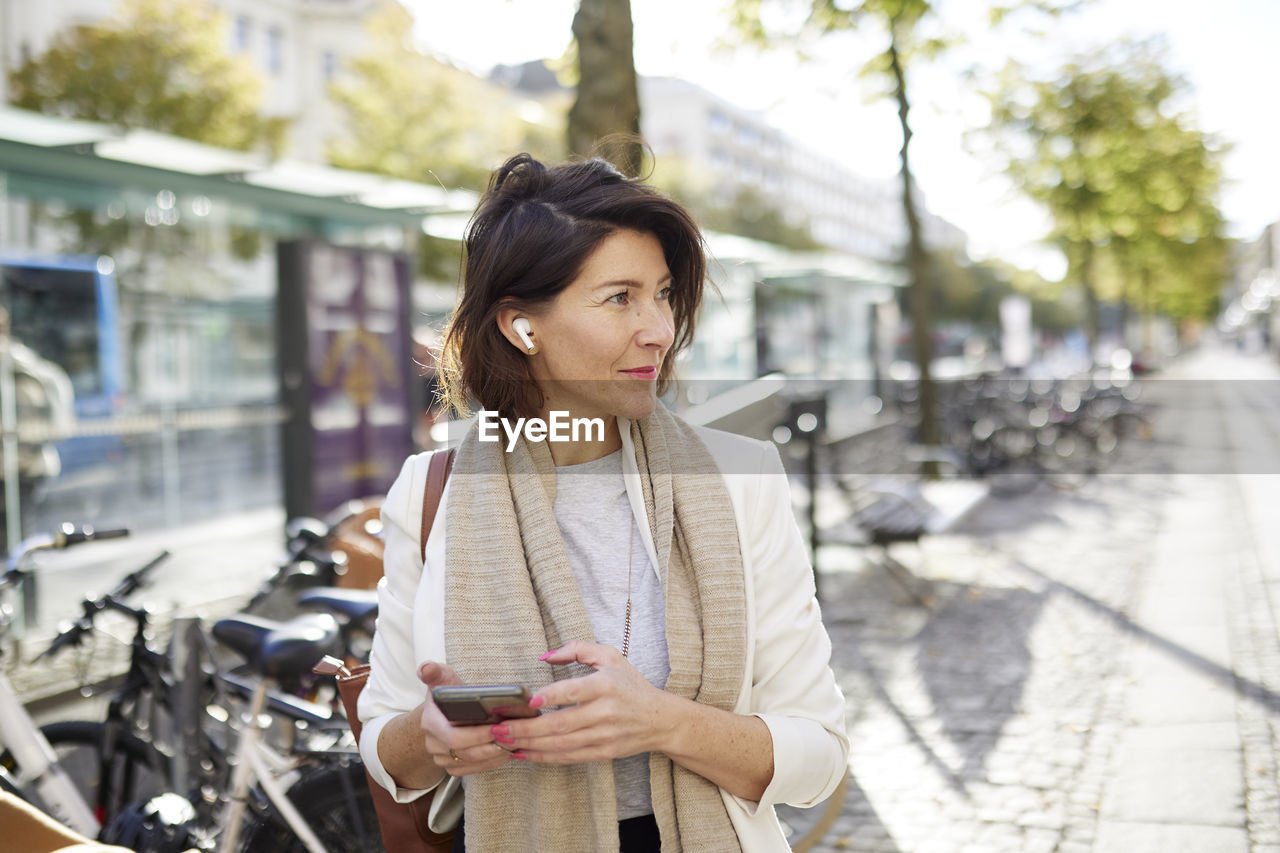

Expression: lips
xmin=620 ymin=366 xmax=658 ymax=379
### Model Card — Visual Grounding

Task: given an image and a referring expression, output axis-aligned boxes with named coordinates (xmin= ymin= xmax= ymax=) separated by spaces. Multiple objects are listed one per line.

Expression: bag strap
xmin=420 ymin=447 xmax=455 ymax=564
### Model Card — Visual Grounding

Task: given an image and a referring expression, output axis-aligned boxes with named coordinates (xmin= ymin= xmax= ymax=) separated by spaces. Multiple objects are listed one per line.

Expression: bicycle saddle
xmin=212 ymin=612 xmax=342 ymax=680
xmin=297 ymin=587 xmax=379 ymax=622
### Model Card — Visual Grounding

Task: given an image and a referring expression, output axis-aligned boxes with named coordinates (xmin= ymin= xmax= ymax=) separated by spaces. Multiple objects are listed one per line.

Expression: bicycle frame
xmin=0 ymin=668 xmax=99 ymax=835
xmin=2 ymin=525 xmax=356 ymax=850
xmin=218 ymin=679 xmax=329 ymax=853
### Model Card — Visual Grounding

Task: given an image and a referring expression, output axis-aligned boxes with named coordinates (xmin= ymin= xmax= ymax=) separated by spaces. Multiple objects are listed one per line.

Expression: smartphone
xmin=432 ymin=684 xmax=539 ymax=725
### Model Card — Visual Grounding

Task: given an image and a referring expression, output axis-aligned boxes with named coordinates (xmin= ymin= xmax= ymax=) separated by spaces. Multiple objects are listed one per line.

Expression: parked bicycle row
xmin=1 ymin=507 xmax=389 ymax=852
xmin=887 ymin=373 xmax=1155 ymax=494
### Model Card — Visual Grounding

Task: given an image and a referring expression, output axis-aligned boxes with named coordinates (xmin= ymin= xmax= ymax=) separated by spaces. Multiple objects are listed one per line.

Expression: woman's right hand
xmin=416 ymin=661 xmax=515 ymax=776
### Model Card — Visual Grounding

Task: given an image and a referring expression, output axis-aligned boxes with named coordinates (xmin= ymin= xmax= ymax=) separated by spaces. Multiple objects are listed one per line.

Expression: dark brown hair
xmin=437 ymin=153 xmax=707 ymax=418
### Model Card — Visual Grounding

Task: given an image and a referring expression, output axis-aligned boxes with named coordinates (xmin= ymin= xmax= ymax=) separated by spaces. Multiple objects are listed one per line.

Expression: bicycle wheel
xmin=237 ymin=759 xmax=384 ymax=853
xmin=0 ymin=719 xmax=166 ymax=827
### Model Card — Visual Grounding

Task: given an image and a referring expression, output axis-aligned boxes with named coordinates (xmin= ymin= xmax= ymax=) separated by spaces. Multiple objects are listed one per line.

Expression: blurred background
xmin=1 ymin=4 xmax=1278 ymax=851
xmin=0 ymin=0 xmax=1276 ymax=543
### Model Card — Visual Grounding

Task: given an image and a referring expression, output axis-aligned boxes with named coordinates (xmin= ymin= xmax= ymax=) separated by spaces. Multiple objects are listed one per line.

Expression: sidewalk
xmin=782 ymin=343 xmax=1280 ymax=852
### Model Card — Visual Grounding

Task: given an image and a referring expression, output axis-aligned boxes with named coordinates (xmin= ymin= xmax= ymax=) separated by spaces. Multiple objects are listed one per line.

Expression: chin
xmin=614 ymin=390 xmax=660 ymax=422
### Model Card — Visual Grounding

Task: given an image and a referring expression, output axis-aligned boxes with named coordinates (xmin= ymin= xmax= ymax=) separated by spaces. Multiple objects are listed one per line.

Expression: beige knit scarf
xmin=443 ymin=405 xmax=747 ymax=853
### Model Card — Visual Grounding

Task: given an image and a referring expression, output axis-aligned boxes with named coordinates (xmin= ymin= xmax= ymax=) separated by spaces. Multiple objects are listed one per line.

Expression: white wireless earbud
xmin=512 ymin=317 xmax=536 ymax=352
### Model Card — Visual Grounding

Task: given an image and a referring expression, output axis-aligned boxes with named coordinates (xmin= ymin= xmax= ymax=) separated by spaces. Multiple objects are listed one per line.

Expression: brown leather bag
xmin=330 ymin=500 xmax=387 ymax=590
xmin=315 ymin=447 xmax=457 ymax=853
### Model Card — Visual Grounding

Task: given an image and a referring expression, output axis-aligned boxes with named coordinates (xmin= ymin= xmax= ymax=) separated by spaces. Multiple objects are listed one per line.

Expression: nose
xmin=634 ymin=297 xmax=675 ymax=352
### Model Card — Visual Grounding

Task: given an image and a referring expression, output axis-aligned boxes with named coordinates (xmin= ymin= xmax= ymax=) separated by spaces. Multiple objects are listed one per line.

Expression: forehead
xmin=573 ymin=229 xmax=669 ymax=286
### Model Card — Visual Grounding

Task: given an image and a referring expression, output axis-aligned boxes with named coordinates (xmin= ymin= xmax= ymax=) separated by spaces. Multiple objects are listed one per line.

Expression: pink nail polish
xmin=528 ymin=695 xmax=546 ymax=710
xmin=495 ymin=733 xmax=516 ymax=744
xmin=491 ymin=725 xmax=510 ymax=738
xmin=538 ymin=649 xmax=557 ymax=661
xmin=511 ymin=751 xmax=528 ymax=760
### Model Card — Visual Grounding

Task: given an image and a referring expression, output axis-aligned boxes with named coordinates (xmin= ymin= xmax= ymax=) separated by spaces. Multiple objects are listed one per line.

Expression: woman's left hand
xmin=492 ymin=640 xmax=671 ymax=764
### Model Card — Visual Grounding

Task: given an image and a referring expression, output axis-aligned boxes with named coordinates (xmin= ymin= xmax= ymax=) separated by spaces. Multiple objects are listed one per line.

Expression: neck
xmin=542 ymin=413 xmax=622 ymax=466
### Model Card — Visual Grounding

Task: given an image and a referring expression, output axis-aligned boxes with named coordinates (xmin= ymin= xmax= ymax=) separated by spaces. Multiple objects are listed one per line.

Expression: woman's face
xmin=518 ymin=228 xmax=676 ymax=424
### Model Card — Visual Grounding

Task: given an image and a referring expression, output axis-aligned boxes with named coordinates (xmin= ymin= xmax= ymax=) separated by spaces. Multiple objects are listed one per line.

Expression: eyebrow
xmin=594 ymin=273 xmax=674 ymax=290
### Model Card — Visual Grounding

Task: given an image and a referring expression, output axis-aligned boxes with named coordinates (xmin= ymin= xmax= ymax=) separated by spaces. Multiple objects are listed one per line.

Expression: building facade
xmin=1223 ymin=221 xmax=1280 ymax=355
xmin=638 ymin=75 xmax=967 ymax=265
xmin=0 ymin=0 xmax=380 ymax=162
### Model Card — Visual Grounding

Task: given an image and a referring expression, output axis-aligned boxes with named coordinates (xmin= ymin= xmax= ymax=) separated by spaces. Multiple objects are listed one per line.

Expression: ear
xmin=495 ymin=304 xmax=533 ymax=354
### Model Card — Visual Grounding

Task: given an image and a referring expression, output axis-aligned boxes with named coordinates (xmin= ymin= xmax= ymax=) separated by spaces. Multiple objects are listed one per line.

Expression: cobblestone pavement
xmin=8 ymin=343 xmax=1277 ymax=852
xmin=779 ymin=344 xmax=1280 ymax=853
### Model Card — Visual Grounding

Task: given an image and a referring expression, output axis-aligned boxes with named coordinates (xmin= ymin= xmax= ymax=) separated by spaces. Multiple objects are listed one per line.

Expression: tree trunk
xmin=1080 ymin=242 xmax=1101 ymax=365
xmin=1139 ymin=266 xmax=1154 ymax=357
xmin=887 ymin=35 xmax=939 ymax=477
xmin=568 ymin=0 xmax=643 ymax=176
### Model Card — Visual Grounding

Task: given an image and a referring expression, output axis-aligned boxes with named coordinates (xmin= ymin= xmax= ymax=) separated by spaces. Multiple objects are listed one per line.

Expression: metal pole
xmin=0 ymin=333 xmax=24 ymax=592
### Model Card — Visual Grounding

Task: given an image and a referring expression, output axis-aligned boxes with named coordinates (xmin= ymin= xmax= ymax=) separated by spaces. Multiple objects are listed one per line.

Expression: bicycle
xmin=245 ymin=497 xmax=385 ymax=622
xmin=1 ymin=527 xmax=382 ymax=851
xmin=0 ymin=524 xmax=132 ymax=837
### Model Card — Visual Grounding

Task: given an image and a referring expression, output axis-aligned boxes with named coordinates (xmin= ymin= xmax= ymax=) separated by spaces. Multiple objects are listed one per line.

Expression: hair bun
xmin=488 ymin=153 xmax=548 ymax=201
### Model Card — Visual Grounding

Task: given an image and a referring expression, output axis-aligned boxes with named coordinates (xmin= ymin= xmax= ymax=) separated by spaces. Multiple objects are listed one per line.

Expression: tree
xmin=566 ymin=0 xmax=643 ymax=175
xmin=727 ymin=1 xmax=1079 ymax=469
xmin=328 ymin=3 xmax=563 ymax=193
xmin=982 ymin=40 xmax=1229 ymax=356
xmin=8 ymin=0 xmax=285 ymax=154
xmin=327 ymin=4 xmax=567 ymax=281
xmin=727 ymin=0 xmax=961 ymax=466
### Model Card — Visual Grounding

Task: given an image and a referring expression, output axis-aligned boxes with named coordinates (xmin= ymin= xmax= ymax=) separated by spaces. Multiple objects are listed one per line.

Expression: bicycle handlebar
xmin=4 ymin=524 xmax=131 ymax=575
xmin=34 ymin=550 xmax=171 ymax=662
xmin=38 ymin=619 xmax=92 ymax=660
xmin=56 ymin=525 xmax=130 ymax=547
xmin=111 ymin=550 xmax=171 ymax=601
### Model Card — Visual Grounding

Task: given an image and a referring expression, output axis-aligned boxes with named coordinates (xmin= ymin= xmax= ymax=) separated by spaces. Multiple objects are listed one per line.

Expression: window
xmin=266 ymin=26 xmax=283 ymax=75
xmin=2 ymin=264 xmax=103 ymax=398
xmin=322 ymin=50 xmax=337 ymax=81
xmin=233 ymin=15 xmax=251 ymax=53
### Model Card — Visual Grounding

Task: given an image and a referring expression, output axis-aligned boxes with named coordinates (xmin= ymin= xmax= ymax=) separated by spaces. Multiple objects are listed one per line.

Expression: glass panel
xmin=0 ymin=169 xmax=288 ymax=549
xmin=3 ymin=264 xmax=102 ymax=398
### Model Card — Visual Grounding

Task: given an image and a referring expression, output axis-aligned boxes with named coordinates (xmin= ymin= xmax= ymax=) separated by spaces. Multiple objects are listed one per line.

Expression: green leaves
xmin=8 ymin=0 xmax=283 ymax=154
xmin=325 ymin=4 xmax=566 ymax=191
xmin=980 ymin=39 xmax=1230 ymax=324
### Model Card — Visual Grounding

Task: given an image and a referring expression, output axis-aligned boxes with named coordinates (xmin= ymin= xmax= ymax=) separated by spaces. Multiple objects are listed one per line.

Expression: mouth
xmin=619 ymin=366 xmax=658 ymax=380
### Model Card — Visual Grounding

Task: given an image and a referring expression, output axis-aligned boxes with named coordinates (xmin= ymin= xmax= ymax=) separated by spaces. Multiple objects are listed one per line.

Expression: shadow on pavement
xmin=1014 ymin=558 xmax=1280 ymax=714
xmin=777 ymin=773 xmax=902 ymax=853
xmin=915 ymin=584 xmax=1045 ymax=782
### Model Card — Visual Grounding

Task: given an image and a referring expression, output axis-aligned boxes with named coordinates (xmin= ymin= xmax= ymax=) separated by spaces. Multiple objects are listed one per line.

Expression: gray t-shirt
xmin=553 ymin=449 xmax=670 ymax=820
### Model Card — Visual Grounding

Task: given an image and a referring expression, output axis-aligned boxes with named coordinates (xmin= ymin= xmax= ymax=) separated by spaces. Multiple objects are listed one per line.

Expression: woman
xmin=359 ymin=153 xmax=848 ymax=852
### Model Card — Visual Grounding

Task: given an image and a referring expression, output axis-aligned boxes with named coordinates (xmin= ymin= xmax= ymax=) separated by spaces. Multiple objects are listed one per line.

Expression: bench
xmin=821 ymin=475 xmax=989 ymax=608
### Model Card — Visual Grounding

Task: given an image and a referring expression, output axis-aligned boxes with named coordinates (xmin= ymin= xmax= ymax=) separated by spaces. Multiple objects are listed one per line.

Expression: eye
xmin=606 ymin=290 xmax=629 ymax=305
xmin=657 ymin=286 xmax=673 ymax=301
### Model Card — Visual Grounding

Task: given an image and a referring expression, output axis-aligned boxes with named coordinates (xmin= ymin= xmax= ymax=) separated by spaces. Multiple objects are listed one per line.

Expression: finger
xmin=530 ymin=669 xmax=612 ymax=709
xmin=511 ymin=745 xmax=615 ymax=765
xmin=441 ymin=743 xmax=514 ymax=775
xmin=418 ymin=697 xmax=456 ymax=739
xmin=444 ymin=722 xmax=511 ymax=751
xmin=418 ymin=660 xmax=461 ymax=687
xmin=538 ymin=640 xmax=618 ymax=669
xmin=419 ymin=704 xmax=501 ymax=753
xmin=496 ymin=704 xmax=603 ymax=744
xmin=500 ymin=726 xmax=608 ymax=756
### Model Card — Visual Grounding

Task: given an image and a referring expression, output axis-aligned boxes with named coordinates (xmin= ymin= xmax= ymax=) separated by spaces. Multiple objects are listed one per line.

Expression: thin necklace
xmin=621 ymin=521 xmax=634 ymax=659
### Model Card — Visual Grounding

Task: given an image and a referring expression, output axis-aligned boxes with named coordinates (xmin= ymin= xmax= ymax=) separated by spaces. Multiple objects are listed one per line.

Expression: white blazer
xmin=358 ymin=420 xmax=850 ymax=852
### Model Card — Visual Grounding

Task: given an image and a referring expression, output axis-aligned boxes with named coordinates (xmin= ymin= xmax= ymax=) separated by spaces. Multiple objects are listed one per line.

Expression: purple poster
xmin=279 ymin=241 xmax=415 ymax=518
